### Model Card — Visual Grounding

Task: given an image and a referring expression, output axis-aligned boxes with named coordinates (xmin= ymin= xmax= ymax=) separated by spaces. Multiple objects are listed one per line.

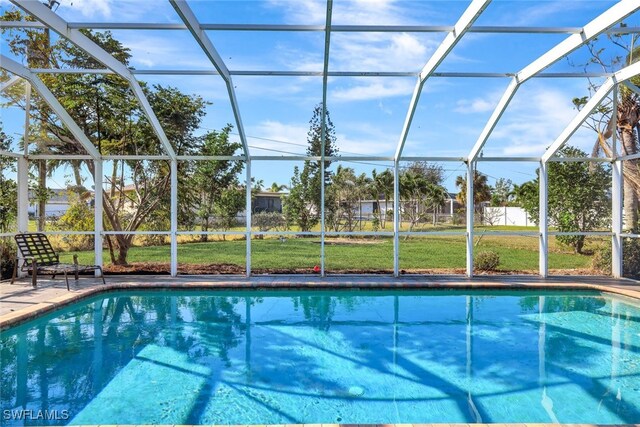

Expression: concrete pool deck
xmin=1 ymin=274 xmax=639 ymax=330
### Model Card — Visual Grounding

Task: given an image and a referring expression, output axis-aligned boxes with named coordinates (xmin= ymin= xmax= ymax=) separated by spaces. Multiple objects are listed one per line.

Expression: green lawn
xmin=62 ymin=234 xmax=596 ymax=273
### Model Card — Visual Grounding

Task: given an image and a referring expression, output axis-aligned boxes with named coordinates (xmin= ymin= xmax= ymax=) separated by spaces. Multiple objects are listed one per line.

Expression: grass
xmin=59 ymin=234 xmax=596 ymax=273
xmin=24 ymin=219 xmax=599 ymax=272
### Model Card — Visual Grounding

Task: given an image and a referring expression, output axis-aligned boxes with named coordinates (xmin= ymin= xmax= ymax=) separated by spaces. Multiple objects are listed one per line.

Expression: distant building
xmin=356 ymin=192 xmax=463 ymax=221
xmin=28 ymin=188 xmax=93 ymax=219
xmin=253 ymin=191 xmax=284 ymax=213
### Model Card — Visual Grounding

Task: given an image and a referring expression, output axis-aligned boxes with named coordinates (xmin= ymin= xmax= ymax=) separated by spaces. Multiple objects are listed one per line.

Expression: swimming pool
xmin=1 ymin=289 xmax=639 ymax=425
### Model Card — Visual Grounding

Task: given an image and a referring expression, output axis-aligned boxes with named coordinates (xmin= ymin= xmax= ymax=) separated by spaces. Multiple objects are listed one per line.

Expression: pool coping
xmin=2 ymin=278 xmax=640 ymax=427
xmin=1 ymin=275 xmax=639 ymax=330
xmin=51 ymin=424 xmax=640 ymax=427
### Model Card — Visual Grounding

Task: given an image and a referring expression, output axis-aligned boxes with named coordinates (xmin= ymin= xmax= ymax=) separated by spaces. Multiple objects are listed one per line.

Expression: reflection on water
xmin=0 ymin=290 xmax=639 ymax=425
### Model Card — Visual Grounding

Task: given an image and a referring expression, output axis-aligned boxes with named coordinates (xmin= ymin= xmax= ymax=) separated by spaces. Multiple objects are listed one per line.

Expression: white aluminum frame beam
xmin=0 ymin=75 xmax=23 ymax=92
xmin=319 ymin=0 xmax=333 ymax=277
xmin=5 ymin=21 xmax=640 ymax=34
xmin=10 ymin=0 xmax=176 ymax=160
xmin=395 ymin=0 xmax=491 ymax=160
xmin=169 ymin=0 xmax=250 ymax=157
xmin=1 ymin=55 xmax=100 ymax=159
xmin=542 ymin=60 xmax=640 ymax=162
xmin=467 ymin=0 xmax=640 ymax=162
xmin=28 ymin=68 xmax=617 ymax=78
xmin=623 ymin=81 xmax=640 ymax=95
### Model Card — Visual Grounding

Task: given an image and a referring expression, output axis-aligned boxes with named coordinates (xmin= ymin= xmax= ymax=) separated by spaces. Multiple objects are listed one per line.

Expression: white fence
xmin=483 ymin=206 xmax=534 ymax=227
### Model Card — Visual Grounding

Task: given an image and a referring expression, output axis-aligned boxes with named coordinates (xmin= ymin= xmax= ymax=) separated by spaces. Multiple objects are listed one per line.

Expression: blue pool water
xmin=1 ymin=289 xmax=639 ymax=425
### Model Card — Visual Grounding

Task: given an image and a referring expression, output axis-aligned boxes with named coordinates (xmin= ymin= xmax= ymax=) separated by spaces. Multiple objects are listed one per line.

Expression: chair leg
xmin=64 ymin=271 xmax=69 ymax=291
xmin=10 ymin=258 xmax=18 ymax=284
xmin=98 ymin=267 xmax=106 ymax=284
xmin=31 ymin=260 xmax=37 ymax=289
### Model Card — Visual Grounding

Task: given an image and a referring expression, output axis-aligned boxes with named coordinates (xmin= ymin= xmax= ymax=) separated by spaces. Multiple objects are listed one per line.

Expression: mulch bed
xmin=102 ymin=262 xmax=601 ymax=276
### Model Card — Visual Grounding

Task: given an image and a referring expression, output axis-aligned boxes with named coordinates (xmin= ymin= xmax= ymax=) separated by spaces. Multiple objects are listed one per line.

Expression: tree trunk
xmin=38 ymin=160 xmax=47 ymax=231
xmin=620 ymin=128 xmax=639 ymax=232
xmin=116 ymin=242 xmax=129 ymax=265
xmin=114 ymin=235 xmax=132 ymax=265
xmin=575 ymin=236 xmax=585 ymax=255
xmin=72 ymin=161 xmax=83 ymax=190
xmin=105 ymin=235 xmax=117 ymax=264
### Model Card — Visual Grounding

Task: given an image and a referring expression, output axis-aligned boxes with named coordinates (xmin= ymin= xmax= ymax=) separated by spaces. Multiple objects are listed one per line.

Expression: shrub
xmin=55 ymin=197 xmax=95 ymax=251
xmin=592 ymin=240 xmax=640 ymax=277
xmin=0 ymin=237 xmax=16 ymax=280
xmin=139 ymin=216 xmax=170 ymax=246
xmin=474 ymin=251 xmax=500 ymax=271
xmin=253 ymin=212 xmax=286 ymax=232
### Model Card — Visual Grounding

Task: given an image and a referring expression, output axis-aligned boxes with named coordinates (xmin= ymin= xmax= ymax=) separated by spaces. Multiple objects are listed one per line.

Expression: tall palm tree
xmin=587 ymin=42 xmax=640 ymax=232
xmin=455 ymin=171 xmax=491 ymax=212
xmin=372 ymin=169 xmax=394 ymax=229
xmin=268 ymin=182 xmax=287 ymax=192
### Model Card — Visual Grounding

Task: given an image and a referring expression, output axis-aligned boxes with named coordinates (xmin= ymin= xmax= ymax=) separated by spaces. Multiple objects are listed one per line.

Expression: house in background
xmin=356 ymin=192 xmax=463 ymax=222
xmin=28 ymin=188 xmax=93 ymax=219
xmin=253 ymin=191 xmax=284 ymax=213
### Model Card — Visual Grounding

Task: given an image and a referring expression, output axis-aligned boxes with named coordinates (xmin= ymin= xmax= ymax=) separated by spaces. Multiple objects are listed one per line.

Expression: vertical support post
xmin=17 ymin=157 xmax=29 ymax=234
xmin=245 ymin=159 xmax=252 ymax=277
xmin=611 ymin=85 xmax=622 ymax=278
xmin=612 ymin=85 xmax=618 ymax=158
xmin=393 ymin=160 xmax=400 ymax=277
xmin=539 ymin=161 xmax=549 ymax=277
xmin=170 ymin=159 xmax=178 ymax=277
xmin=94 ymin=159 xmax=103 ymax=275
xmin=17 ymin=157 xmax=29 ymax=278
xmin=320 ymin=157 xmax=326 ymax=277
xmin=612 ymin=159 xmax=623 ymax=278
xmin=319 ymin=0 xmax=332 ymax=277
xmin=23 ymin=83 xmax=31 ymax=156
xmin=466 ymin=161 xmax=474 ymax=277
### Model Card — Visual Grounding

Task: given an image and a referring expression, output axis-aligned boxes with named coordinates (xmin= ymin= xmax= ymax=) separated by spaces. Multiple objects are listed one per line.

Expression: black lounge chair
xmin=11 ymin=233 xmax=105 ymax=290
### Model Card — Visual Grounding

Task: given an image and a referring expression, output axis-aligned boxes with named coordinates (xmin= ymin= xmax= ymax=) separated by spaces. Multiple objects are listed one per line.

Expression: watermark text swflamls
xmin=3 ymin=409 xmax=69 ymax=421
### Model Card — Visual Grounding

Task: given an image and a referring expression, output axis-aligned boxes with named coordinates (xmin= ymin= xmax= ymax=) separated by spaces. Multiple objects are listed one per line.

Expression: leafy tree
xmin=190 ymin=126 xmax=243 ymax=241
xmin=514 ymin=146 xmax=611 ymax=254
xmin=0 ymin=127 xmax=17 ymax=233
xmin=455 ymin=170 xmax=491 ymax=211
xmin=1 ymin=10 xmax=226 ymax=265
xmin=55 ymin=193 xmax=94 ymax=251
xmin=213 ymin=187 xmax=245 ymax=241
xmin=490 ymin=178 xmax=514 ymax=207
xmin=325 ymin=166 xmax=364 ymax=232
xmin=282 ymin=104 xmax=338 ymax=231
xmin=283 ymin=166 xmax=316 ymax=231
xmin=0 ymin=127 xmax=17 ymax=279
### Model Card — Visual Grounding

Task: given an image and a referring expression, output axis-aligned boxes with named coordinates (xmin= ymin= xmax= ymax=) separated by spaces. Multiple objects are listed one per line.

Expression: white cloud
xmin=331 ymin=78 xmax=415 ymax=102
xmin=454 ymin=97 xmax=494 ymax=114
xmin=116 ymin=34 xmax=210 ymax=69
xmin=60 ymin=0 xmax=112 ymax=18
xmin=489 ymin=83 xmax=592 ymax=156
xmin=266 ymin=0 xmax=421 ymax=26
xmin=249 ymin=120 xmax=395 ymax=156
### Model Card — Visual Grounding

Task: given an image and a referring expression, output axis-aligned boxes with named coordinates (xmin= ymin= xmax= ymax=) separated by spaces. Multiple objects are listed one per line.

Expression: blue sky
xmin=1 ymin=0 xmax=638 ymax=192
